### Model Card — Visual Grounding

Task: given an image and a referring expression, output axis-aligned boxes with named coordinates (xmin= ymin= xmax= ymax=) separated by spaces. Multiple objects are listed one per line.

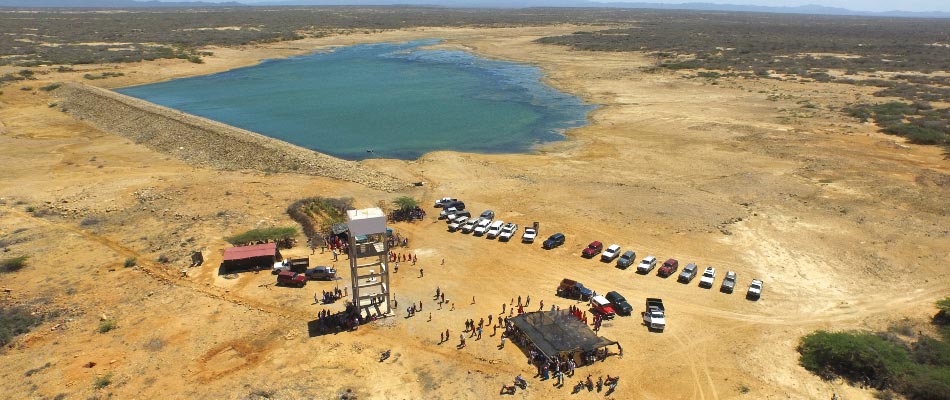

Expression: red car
xmin=581 ymin=241 xmax=604 ymax=258
xmin=277 ymin=271 xmax=307 ymax=287
xmin=658 ymin=258 xmax=679 ymax=277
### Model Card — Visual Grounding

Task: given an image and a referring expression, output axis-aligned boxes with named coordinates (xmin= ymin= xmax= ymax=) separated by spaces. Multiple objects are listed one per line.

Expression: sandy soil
xmin=1 ymin=26 xmax=948 ymax=400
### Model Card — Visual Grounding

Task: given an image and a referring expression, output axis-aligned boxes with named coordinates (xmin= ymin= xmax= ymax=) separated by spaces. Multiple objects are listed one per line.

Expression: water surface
xmin=118 ymin=40 xmax=594 ymax=160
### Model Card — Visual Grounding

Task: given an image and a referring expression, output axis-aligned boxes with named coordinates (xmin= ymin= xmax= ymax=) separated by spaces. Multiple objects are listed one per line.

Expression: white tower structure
xmin=346 ymin=208 xmax=392 ymax=318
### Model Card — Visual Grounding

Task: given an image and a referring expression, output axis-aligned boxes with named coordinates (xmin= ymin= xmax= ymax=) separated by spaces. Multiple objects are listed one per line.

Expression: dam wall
xmin=55 ymin=83 xmax=405 ymax=192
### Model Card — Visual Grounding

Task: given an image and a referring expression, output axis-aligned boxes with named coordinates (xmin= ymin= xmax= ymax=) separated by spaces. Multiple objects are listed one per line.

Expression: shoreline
xmin=89 ymin=27 xmax=602 ymax=163
xmin=113 ymin=37 xmax=599 ymax=162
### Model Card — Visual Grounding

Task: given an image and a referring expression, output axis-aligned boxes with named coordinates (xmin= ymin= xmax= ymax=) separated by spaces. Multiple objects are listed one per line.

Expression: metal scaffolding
xmin=346 ymin=208 xmax=392 ymax=319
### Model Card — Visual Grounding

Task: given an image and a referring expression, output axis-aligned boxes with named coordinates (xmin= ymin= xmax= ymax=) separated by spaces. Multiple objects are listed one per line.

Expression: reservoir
xmin=117 ymin=40 xmax=595 ymax=160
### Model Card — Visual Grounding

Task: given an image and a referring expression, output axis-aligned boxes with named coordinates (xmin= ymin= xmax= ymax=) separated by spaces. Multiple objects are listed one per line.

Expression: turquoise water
xmin=117 ymin=40 xmax=595 ymax=160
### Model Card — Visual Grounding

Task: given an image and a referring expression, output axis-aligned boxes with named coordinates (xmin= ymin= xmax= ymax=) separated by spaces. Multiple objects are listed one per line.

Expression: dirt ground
xmin=1 ymin=26 xmax=948 ymax=400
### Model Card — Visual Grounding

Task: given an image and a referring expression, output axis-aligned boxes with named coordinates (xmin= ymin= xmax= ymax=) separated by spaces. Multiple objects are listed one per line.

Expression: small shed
xmin=221 ymin=243 xmax=281 ymax=272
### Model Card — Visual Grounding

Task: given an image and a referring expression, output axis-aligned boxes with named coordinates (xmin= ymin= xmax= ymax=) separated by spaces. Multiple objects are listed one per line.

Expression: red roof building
xmin=221 ymin=243 xmax=281 ymax=272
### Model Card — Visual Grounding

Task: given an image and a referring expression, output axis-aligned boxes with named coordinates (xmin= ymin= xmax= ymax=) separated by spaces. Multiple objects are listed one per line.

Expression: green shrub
xmin=38 ymin=82 xmax=61 ymax=92
xmin=800 ymin=327 xmax=950 ymax=399
xmin=93 ymin=372 xmax=112 ymax=389
xmin=0 ymin=306 xmax=43 ymax=346
xmin=225 ymin=227 xmax=298 ymax=245
xmin=798 ymin=330 xmax=911 ymax=383
xmin=884 ymin=124 xmax=947 ymax=145
xmin=123 ymin=257 xmax=136 ymax=268
xmin=0 ymin=255 xmax=28 ymax=273
xmin=98 ymin=319 xmax=117 ymax=333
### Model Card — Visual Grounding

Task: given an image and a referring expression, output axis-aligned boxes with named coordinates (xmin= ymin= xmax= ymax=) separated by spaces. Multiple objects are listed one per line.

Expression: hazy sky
xmin=595 ymin=0 xmax=949 ymax=12
xmin=185 ymin=0 xmax=950 ymax=13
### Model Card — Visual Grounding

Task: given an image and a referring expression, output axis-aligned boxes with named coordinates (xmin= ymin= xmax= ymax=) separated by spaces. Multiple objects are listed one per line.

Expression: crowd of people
xmin=317 ymin=287 xmax=344 ymax=304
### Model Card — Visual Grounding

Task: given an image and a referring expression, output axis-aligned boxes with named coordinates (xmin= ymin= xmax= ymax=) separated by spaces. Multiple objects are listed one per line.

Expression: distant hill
xmin=251 ymin=0 xmax=950 ymax=18
xmin=0 ymin=0 xmax=242 ymax=7
xmin=1 ymin=0 xmax=948 ymax=19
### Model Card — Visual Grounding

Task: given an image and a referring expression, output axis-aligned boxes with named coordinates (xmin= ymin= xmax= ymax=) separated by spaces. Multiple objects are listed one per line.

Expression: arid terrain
xmin=1 ymin=23 xmax=948 ymax=400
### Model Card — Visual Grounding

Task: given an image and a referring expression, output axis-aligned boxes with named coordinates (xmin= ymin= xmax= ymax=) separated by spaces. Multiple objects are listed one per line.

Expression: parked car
xmin=721 ymin=271 xmax=737 ymax=293
xmin=473 ymin=218 xmax=493 ymax=236
xmin=446 ymin=209 xmax=470 ymax=222
xmin=277 ymin=271 xmax=307 ymax=287
xmin=616 ymin=250 xmax=636 ymax=269
xmin=590 ymin=295 xmax=616 ymax=319
xmin=486 ymin=220 xmax=506 ymax=239
xmin=604 ymin=291 xmax=633 ymax=316
xmin=498 ymin=223 xmax=518 ymax=242
xmin=581 ymin=241 xmax=604 ymax=258
xmin=438 ymin=206 xmax=458 ymax=220
xmin=433 ymin=197 xmax=458 ymax=208
xmin=448 ymin=216 xmax=469 ymax=232
xmin=678 ymin=263 xmax=699 ymax=283
xmin=642 ymin=298 xmax=666 ymax=331
xmin=699 ymin=267 xmax=716 ymax=288
xmin=557 ymin=278 xmax=593 ymax=301
xmin=542 ymin=233 xmax=566 ymax=249
xmin=601 ymin=244 xmax=621 ymax=262
xmin=460 ymin=219 xmax=478 ymax=233
xmin=637 ymin=256 xmax=658 ymax=274
xmin=522 ymin=227 xmax=538 ymax=243
xmin=658 ymin=258 xmax=679 ymax=277
xmin=305 ymin=266 xmax=336 ymax=281
xmin=479 ymin=210 xmax=495 ymax=220
xmin=747 ymin=279 xmax=763 ymax=300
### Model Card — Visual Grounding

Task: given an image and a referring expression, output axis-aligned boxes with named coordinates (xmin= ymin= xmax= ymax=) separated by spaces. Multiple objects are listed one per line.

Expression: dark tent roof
xmin=511 ymin=310 xmax=617 ymax=359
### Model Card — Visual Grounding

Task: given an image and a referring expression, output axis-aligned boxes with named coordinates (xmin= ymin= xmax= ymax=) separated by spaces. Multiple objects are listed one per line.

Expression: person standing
xmin=500 ymin=335 xmax=506 ymax=349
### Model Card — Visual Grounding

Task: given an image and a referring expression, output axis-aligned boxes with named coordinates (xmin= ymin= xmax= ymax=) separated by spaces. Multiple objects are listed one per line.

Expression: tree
xmin=935 ymin=297 xmax=950 ymax=325
xmin=392 ymin=196 xmax=419 ymax=213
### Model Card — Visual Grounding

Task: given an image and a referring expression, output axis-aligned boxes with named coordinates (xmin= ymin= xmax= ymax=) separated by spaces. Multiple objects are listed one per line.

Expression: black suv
xmin=542 ymin=233 xmax=566 ymax=249
xmin=605 ymin=291 xmax=633 ymax=316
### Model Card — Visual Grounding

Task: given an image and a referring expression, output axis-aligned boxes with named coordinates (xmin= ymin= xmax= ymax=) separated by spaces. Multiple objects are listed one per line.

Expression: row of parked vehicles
xmin=580 ymin=241 xmax=763 ymax=300
xmin=557 ymin=278 xmax=666 ymax=331
xmin=436 ymin=197 xmax=569 ymax=247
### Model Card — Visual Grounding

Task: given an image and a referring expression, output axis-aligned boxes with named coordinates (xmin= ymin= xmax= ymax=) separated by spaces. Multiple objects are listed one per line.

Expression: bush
xmin=798 ymin=330 xmax=911 ymax=383
xmin=93 ymin=372 xmax=113 ymax=389
xmin=123 ymin=257 xmax=136 ymax=268
xmin=38 ymin=82 xmax=61 ymax=92
xmin=225 ymin=226 xmax=298 ymax=246
xmin=0 ymin=306 xmax=43 ymax=346
xmin=799 ymin=328 xmax=950 ymax=399
xmin=0 ymin=255 xmax=28 ymax=273
xmin=98 ymin=319 xmax=117 ymax=333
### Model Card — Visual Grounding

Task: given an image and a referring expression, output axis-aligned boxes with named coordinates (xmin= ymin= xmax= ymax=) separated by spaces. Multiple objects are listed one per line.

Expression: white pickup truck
xmin=699 ymin=266 xmax=716 ymax=288
xmin=521 ymin=227 xmax=537 ymax=243
xmin=747 ymin=279 xmax=763 ymax=300
xmin=642 ymin=298 xmax=666 ymax=331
